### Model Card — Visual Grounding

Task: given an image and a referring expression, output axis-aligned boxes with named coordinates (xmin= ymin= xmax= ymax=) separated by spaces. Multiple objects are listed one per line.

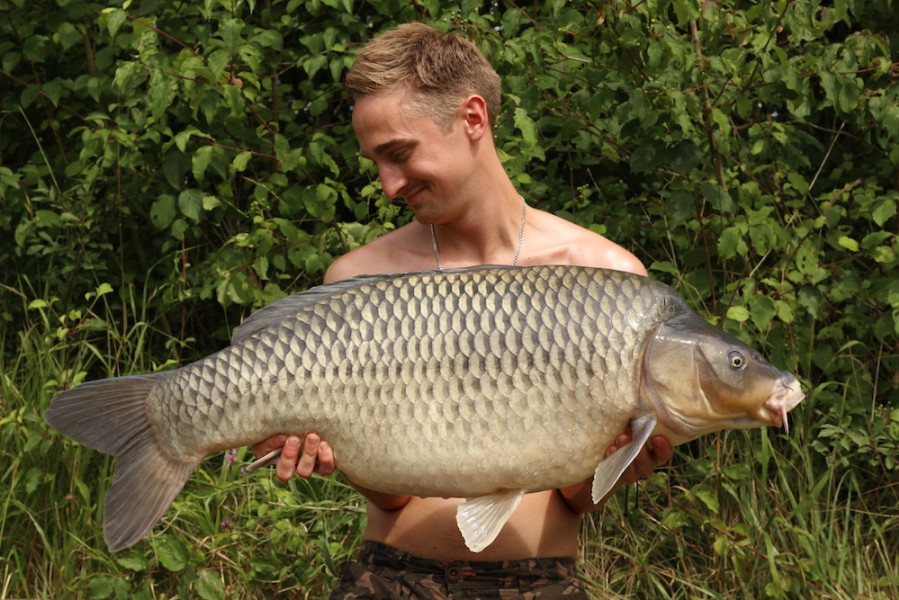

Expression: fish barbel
xmin=43 ymin=265 xmax=803 ymax=552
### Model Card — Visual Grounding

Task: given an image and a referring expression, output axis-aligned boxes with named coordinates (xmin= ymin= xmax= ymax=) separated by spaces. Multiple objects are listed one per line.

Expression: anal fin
xmin=455 ymin=489 xmax=525 ymax=553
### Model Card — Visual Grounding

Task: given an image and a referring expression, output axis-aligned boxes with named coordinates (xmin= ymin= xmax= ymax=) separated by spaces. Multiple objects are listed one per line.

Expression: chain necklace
xmin=429 ymin=195 xmax=527 ymax=271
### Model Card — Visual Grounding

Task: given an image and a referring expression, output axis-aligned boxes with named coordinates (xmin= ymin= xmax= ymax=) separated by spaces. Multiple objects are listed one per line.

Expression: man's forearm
xmin=343 ymin=475 xmax=413 ymax=511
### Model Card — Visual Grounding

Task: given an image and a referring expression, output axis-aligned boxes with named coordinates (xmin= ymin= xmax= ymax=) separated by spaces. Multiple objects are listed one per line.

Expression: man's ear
xmin=460 ymin=95 xmax=489 ymax=141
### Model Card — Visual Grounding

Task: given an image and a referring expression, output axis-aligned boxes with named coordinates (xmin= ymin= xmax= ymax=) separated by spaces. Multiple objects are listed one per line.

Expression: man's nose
xmin=378 ymin=164 xmax=407 ymax=199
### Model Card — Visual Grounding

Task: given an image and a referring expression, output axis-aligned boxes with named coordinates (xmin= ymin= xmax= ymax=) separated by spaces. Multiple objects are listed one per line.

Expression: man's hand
xmin=558 ymin=428 xmax=673 ymax=514
xmin=252 ymin=433 xmax=335 ymax=482
xmin=252 ymin=434 xmax=411 ymax=510
xmin=605 ymin=430 xmax=673 ymax=485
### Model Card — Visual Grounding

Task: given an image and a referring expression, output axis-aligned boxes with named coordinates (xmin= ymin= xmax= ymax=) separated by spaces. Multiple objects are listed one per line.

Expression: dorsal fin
xmin=230 ymin=265 xmax=518 ymax=344
xmin=230 ymin=274 xmax=393 ymax=344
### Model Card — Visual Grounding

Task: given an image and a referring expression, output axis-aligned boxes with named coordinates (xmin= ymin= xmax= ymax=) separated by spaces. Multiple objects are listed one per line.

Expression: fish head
xmin=641 ymin=311 xmax=804 ymax=445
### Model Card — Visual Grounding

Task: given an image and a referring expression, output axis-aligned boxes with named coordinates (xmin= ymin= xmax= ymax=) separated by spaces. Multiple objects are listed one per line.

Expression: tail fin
xmin=44 ymin=374 xmax=199 ymax=551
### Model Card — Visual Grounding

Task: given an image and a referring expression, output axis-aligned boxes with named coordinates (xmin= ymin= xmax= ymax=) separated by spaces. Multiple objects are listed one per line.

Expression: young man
xmin=253 ymin=22 xmax=673 ymax=598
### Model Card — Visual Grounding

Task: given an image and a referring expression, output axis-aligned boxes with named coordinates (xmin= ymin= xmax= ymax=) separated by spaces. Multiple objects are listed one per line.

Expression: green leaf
xmin=54 ymin=22 xmax=82 ymax=51
xmin=701 ymin=182 xmax=735 ymax=212
xmin=116 ymin=552 xmax=149 ymax=571
xmin=163 ymin=152 xmax=190 ymax=189
xmin=302 ymin=55 xmax=327 ymax=78
xmin=218 ymin=18 xmax=245 ymax=53
xmin=726 ymin=306 xmax=751 ymax=322
xmin=20 ymin=84 xmax=41 ymax=108
xmin=749 ymin=294 xmax=777 ymax=329
xmin=872 ymin=198 xmax=896 ymax=227
xmin=838 ymin=236 xmax=859 ymax=252
xmin=192 ymin=146 xmax=214 ymax=181
xmin=649 ymin=261 xmax=681 ymax=276
xmin=178 ymin=188 xmax=204 ymax=221
xmin=222 ymin=83 xmax=244 ymax=116
xmin=819 ymin=71 xmax=839 ymax=107
xmin=718 ymin=226 xmax=748 ymax=259
xmin=775 ymin=299 xmax=794 ymax=324
xmin=694 ymin=488 xmax=720 ymax=513
xmin=513 ymin=107 xmax=538 ymax=146
xmin=629 ymin=143 xmax=658 ymax=174
xmin=194 ymin=570 xmax=226 ymax=600
xmin=231 ymin=151 xmax=252 ymax=173
xmin=2 ymin=50 xmax=21 ymax=73
xmin=150 ymin=194 xmax=177 ymax=230
xmin=305 ymin=184 xmax=336 ymax=220
xmin=207 ymin=49 xmax=231 ymax=82
xmin=672 ymin=0 xmax=700 ymax=25
xmin=202 ymin=195 xmax=222 ymax=211
xmin=154 ymin=536 xmax=188 ymax=572
xmin=101 ymin=8 xmax=128 ymax=37
xmin=22 ymin=34 xmax=48 ymax=62
xmin=42 ymin=80 xmax=62 ymax=106
xmin=148 ymin=70 xmax=176 ymax=120
xmin=87 ymin=575 xmax=116 ymax=599
xmin=251 ymin=29 xmax=283 ymax=50
xmin=174 ymin=129 xmax=212 ymax=153
xmin=113 ymin=61 xmax=140 ymax=90
xmin=723 ymin=463 xmax=753 ymax=481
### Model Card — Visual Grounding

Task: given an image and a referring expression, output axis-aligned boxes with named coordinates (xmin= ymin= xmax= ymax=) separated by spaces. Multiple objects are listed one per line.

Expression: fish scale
xmin=44 ymin=265 xmax=803 ymax=553
xmin=156 ymin=267 xmax=653 ymax=497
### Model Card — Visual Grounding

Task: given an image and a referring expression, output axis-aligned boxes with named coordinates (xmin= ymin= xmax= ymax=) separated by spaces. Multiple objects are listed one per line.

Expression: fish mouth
xmin=761 ymin=377 xmax=804 ymax=433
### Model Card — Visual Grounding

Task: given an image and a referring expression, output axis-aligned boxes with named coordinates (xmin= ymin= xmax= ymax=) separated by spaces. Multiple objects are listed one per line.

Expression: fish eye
xmin=728 ymin=351 xmax=746 ymax=369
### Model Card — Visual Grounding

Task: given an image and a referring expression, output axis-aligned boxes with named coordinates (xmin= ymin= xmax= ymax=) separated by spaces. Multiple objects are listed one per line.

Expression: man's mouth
xmin=402 ymin=186 xmax=427 ymax=205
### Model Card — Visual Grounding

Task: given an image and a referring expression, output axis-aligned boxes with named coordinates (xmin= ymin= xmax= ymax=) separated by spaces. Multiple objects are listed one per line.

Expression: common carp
xmin=44 ymin=265 xmax=803 ymax=553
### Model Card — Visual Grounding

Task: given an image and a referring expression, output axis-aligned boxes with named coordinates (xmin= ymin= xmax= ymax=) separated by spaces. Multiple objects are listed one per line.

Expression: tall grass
xmin=1 ymin=280 xmax=896 ymax=598
xmin=0 ymin=282 xmax=365 ymax=599
xmin=579 ymin=352 xmax=899 ymax=599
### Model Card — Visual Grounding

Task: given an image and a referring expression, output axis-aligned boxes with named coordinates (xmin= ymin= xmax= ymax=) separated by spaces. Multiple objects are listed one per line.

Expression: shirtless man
xmin=253 ymin=22 xmax=673 ymax=598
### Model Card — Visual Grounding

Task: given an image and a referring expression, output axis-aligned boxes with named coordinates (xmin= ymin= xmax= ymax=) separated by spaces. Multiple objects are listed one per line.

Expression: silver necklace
xmin=429 ymin=196 xmax=527 ymax=271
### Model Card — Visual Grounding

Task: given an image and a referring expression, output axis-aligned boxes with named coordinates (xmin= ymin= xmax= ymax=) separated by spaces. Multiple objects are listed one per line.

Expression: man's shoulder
xmin=324 ymin=223 xmax=429 ymax=282
xmin=528 ymin=209 xmax=647 ymax=275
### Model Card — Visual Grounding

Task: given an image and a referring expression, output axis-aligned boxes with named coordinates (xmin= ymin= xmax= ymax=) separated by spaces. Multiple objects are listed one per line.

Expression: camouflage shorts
xmin=328 ymin=541 xmax=589 ymax=599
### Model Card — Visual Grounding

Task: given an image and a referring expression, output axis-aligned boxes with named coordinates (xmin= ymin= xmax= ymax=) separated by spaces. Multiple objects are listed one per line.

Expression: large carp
xmin=44 ymin=265 xmax=803 ymax=553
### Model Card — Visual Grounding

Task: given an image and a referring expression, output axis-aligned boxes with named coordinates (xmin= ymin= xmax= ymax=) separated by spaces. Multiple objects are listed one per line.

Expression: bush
xmin=2 ymin=1 xmax=896 ymax=597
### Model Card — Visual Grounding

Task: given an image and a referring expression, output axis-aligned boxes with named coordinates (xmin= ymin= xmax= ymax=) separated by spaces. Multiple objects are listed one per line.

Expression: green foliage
xmin=1 ymin=0 xmax=896 ymax=597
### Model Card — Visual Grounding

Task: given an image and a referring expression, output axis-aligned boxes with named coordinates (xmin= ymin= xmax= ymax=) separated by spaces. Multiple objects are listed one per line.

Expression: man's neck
xmin=426 ymin=184 xmax=527 ymax=268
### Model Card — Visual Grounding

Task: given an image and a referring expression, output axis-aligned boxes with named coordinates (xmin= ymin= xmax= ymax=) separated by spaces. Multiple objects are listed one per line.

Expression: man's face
xmin=352 ymin=89 xmax=473 ymax=224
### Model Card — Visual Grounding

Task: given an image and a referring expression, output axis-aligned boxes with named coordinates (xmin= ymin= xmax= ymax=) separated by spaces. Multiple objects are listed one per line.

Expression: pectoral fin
xmin=591 ymin=414 xmax=657 ymax=504
xmin=455 ymin=489 xmax=526 ymax=553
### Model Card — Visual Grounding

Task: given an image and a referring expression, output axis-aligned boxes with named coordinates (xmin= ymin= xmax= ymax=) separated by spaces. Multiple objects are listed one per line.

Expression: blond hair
xmin=345 ymin=23 xmax=501 ymax=130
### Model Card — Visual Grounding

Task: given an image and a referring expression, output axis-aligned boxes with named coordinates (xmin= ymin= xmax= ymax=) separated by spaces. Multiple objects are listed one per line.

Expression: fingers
xmin=316 ymin=439 xmax=335 ymax=476
xmin=650 ymin=435 xmax=674 ymax=466
xmin=607 ymin=433 xmax=673 ymax=485
xmin=629 ymin=445 xmax=657 ymax=481
xmin=606 ymin=431 xmax=631 ymax=457
xmin=272 ymin=433 xmax=335 ymax=482
xmin=296 ymin=433 xmax=336 ymax=477
xmin=253 ymin=434 xmax=287 ymax=458
xmin=276 ymin=435 xmax=302 ymax=482
xmin=295 ymin=433 xmax=320 ymax=478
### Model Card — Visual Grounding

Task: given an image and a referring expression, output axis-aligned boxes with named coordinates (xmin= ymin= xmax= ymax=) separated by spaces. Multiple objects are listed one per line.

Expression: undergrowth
xmin=2 ymin=1 xmax=897 ymax=598
xmin=2 ymin=278 xmax=896 ymax=599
